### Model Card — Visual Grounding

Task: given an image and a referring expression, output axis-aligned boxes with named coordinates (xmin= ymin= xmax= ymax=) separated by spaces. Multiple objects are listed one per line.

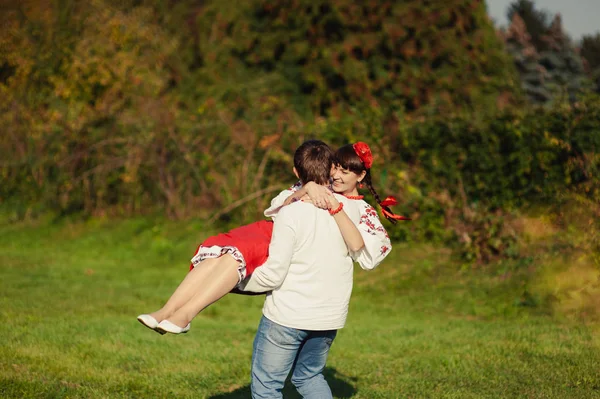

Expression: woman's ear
xmin=293 ymin=167 xmax=299 ymax=179
xmin=359 ymin=170 xmax=367 ymax=182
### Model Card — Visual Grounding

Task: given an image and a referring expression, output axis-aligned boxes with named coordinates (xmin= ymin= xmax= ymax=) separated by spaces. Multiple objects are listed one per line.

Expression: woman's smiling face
xmin=331 ymin=165 xmax=365 ymax=195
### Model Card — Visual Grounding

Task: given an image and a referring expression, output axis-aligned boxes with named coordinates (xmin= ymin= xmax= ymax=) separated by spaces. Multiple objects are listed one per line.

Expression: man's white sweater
xmin=239 ymin=195 xmax=359 ymax=330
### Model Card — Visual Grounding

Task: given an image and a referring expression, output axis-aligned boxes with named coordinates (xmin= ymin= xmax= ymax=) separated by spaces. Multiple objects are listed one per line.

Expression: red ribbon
xmin=379 ymin=196 xmax=398 ymax=207
xmin=381 ymin=208 xmax=411 ymax=221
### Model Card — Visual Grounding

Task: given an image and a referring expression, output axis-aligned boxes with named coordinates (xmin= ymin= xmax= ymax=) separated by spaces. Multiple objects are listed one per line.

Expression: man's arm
xmin=238 ymin=209 xmax=296 ymax=292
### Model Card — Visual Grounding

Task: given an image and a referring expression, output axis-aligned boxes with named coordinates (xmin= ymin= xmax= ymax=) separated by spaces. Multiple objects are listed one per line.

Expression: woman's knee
xmin=218 ymin=254 xmax=240 ymax=268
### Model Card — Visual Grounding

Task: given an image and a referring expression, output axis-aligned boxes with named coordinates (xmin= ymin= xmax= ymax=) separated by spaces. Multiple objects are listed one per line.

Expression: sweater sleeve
xmin=238 ymin=209 xmax=296 ymax=292
xmin=350 ymin=202 xmax=392 ymax=270
xmin=263 ymin=181 xmax=303 ymax=220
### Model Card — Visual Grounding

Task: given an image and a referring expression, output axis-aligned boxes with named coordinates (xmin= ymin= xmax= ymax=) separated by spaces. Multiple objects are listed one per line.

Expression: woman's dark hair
xmin=334 ymin=144 xmax=398 ymax=224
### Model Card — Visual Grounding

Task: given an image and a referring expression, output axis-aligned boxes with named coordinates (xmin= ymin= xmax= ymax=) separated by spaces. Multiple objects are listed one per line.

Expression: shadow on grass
xmin=208 ymin=367 xmax=357 ymax=398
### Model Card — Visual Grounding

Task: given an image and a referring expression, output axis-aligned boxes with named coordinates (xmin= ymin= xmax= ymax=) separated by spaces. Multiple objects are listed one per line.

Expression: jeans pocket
xmin=266 ymin=323 xmax=301 ymax=347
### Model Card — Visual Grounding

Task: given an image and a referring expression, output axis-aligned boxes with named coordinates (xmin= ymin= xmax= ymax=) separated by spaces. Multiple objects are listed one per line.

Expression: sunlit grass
xmin=1 ymin=218 xmax=598 ymax=398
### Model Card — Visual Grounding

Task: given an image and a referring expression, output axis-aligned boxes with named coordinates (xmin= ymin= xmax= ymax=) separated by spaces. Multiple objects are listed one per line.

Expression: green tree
xmin=581 ymin=33 xmax=600 ymax=70
xmin=501 ymin=13 xmax=550 ymax=103
xmin=506 ymin=0 xmax=550 ymax=51
xmin=581 ymin=33 xmax=600 ymax=93
xmin=501 ymin=14 xmax=590 ymax=104
xmin=190 ymin=0 xmax=518 ymax=115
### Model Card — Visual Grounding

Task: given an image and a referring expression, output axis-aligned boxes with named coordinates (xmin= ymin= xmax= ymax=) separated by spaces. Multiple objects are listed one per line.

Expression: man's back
xmin=258 ymin=199 xmax=355 ymax=330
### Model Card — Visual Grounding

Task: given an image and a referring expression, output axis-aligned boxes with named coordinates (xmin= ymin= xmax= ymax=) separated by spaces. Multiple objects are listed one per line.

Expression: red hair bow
xmin=379 ymin=196 xmax=398 ymax=207
xmin=352 ymin=142 xmax=373 ymax=169
xmin=379 ymin=196 xmax=411 ymax=221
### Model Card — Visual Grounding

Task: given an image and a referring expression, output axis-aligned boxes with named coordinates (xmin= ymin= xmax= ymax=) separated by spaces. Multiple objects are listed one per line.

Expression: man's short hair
xmin=293 ymin=140 xmax=334 ymax=185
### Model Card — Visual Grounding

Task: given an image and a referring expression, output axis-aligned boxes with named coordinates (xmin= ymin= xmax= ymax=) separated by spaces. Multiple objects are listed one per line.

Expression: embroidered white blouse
xmin=264 ymin=182 xmax=392 ymax=270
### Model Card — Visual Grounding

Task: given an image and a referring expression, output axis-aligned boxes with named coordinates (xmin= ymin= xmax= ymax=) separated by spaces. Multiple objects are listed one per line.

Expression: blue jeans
xmin=251 ymin=316 xmax=337 ymax=399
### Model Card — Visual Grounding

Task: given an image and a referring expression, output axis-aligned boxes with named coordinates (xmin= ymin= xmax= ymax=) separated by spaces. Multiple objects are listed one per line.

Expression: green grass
xmin=1 ymin=217 xmax=599 ymax=398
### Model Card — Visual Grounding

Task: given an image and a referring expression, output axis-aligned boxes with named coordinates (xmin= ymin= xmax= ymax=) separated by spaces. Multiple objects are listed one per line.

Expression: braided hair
xmin=334 ymin=144 xmax=399 ymax=224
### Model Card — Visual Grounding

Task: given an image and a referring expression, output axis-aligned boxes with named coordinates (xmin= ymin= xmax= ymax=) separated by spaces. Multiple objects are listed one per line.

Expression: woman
xmin=277 ymin=142 xmax=408 ymax=267
xmin=137 ymin=141 xmax=407 ymax=334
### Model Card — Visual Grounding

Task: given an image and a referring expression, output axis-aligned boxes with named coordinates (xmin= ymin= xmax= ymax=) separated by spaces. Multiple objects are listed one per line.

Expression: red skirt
xmin=189 ymin=220 xmax=274 ymax=276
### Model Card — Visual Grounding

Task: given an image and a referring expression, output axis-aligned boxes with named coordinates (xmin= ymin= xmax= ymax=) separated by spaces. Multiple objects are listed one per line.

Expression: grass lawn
xmin=0 ymin=217 xmax=598 ymax=398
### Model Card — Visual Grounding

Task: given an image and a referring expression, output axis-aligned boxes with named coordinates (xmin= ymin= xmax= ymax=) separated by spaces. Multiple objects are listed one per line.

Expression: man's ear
xmin=293 ymin=167 xmax=299 ymax=179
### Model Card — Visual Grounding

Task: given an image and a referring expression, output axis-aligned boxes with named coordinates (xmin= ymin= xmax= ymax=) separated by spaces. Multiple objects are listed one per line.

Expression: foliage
xmin=1 ymin=0 xmax=599 ymax=265
xmin=581 ymin=33 xmax=600 ymax=93
xmin=0 ymin=0 xmax=305 ymax=221
xmin=296 ymin=97 xmax=600 ymax=262
xmin=581 ymin=33 xmax=600 ymax=71
xmin=1 ymin=1 xmax=184 ymax=216
xmin=500 ymin=14 xmax=590 ymax=105
xmin=191 ymin=0 xmax=518 ymax=115
xmin=506 ymin=0 xmax=550 ymax=51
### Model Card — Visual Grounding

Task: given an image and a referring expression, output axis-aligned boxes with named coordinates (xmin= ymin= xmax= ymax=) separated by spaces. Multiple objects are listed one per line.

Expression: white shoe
xmin=157 ymin=320 xmax=191 ymax=334
xmin=137 ymin=314 xmax=165 ymax=334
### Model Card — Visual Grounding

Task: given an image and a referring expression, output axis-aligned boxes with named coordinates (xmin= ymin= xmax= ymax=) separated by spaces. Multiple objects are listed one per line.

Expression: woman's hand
xmin=327 ymin=194 xmax=340 ymax=211
xmin=282 ymin=182 xmax=336 ymax=210
xmin=304 ymin=182 xmax=334 ymax=210
xmin=302 ymin=193 xmax=339 ymax=211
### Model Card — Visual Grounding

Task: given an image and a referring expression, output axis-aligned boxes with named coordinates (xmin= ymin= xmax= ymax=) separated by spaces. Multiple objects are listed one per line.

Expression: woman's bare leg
xmin=164 ymin=255 xmax=240 ymax=328
xmin=148 ymin=257 xmax=225 ymax=322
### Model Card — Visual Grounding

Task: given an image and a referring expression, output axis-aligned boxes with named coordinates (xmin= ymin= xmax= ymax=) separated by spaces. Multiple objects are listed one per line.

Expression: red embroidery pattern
xmin=380 ymin=245 xmax=390 ymax=255
xmin=350 ymin=200 xmax=393 ymax=267
xmin=358 ymin=203 xmax=390 ymax=236
xmin=191 ymin=245 xmax=246 ymax=281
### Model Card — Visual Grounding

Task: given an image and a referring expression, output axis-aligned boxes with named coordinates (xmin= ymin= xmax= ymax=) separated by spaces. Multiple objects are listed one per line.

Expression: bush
xmin=191 ymin=0 xmax=518 ymax=115
xmin=1 ymin=1 xmax=599 ymax=265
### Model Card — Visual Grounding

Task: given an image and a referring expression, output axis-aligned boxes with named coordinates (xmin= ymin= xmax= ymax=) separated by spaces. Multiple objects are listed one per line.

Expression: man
xmin=239 ymin=139 xmax=361 ymax=399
